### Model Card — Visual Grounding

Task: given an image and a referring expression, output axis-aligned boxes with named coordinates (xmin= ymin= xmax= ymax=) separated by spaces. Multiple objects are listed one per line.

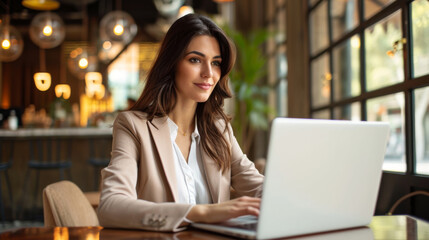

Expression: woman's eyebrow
xmin=185 ymin=50 xmax=222 ymax=59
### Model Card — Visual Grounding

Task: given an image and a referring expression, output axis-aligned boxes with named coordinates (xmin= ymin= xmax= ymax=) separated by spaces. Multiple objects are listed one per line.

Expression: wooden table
xmin=1 ymin=215 xmax=429 ymax=239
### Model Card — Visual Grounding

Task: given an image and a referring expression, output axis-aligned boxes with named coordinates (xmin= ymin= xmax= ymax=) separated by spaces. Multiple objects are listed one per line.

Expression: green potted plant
xmin=225 ymin=27 xmax=273 ymax=154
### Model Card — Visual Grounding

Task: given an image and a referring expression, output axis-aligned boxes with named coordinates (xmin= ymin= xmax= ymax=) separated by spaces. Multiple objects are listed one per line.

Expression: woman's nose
xmin=201 ymin=63 xmax=213 ymax=78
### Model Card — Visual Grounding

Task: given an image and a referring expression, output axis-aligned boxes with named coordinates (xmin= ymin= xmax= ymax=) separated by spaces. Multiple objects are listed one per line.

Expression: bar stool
xmin=0 ymin=140 xmax=14 ymax=223
xmin=19 ymin=136 xmax=72 ymax=220
xmin=87 ymin=137 xmax=111 ymax=190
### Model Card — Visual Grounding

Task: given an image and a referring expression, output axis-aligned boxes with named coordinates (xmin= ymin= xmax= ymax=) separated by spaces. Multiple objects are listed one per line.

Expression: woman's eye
xmin=189 ymin=58 xmax=200 ymax=63
xmin=212 ymin=61 xmax=221 ymax=67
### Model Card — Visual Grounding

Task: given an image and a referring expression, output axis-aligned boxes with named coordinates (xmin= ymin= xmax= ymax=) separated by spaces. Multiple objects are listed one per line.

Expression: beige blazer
xmin=97 ymin=111 xmax=264 ymax=232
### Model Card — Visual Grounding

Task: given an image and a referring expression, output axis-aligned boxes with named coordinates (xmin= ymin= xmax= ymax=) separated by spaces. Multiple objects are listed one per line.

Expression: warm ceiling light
xmin=100 ymin=11 xmax=137 ymax=44
xmin=113 ymin=24 xmax=124 ymax=36
xmin=85 ymin=72 xmax=103 ymax=87
xmin=94 ymin=84 xmax=106 ymax=100
xmin=153 ymin=0 xmax=184 ymax=17
xmin=178 ymin=5 xmax=194 ymax=18
xmin=55 ymin=84 xmax=71 ymax=99
xmin=29 ymin=12 xmax=65 ymax=49
xmin=0 ymin=22 xmax=24 ymax=62
xmin=78 ymin=57 xmax=89 ymax=69
xmin=34 ymin=72 xmax=52 ymax=91
xmin=43 ymin=25 xmax=53 ymax=36
xmin=22 ymin=0 xmax=60 ymax=11
xmin=2 ymin=39 xmax=10 ymax=49
xmin=85 ymin=72 xmax=105 ymax=99
xmin=102 ymin=41 xmax=112 ymax=50
xmin=86 ymin=83 xmax=105 ymax=99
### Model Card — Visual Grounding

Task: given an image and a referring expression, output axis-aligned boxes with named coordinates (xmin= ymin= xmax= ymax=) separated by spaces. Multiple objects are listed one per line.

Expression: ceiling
xmin=1 ymin=0 xmax=220 ymax=41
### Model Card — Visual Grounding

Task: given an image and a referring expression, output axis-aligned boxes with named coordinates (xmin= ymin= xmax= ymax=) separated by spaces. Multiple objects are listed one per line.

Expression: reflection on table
xmin=1 ymin=215 xmax=428 ymax=240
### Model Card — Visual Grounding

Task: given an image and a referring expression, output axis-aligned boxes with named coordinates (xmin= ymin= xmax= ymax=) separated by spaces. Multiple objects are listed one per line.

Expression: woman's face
xmin=174 ymin=35 xmax=222 ymax=104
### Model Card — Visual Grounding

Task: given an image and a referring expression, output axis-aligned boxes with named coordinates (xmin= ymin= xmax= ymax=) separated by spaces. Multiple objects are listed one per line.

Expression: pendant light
xmin=153 ymin=0 xmax=184 ymax=18
xmin=29 ymin=11 xmax=65 ymax=49
xmin=177 ymin=5 xmax=194 ymax=18
xmin=0 ymin=13 xmax=24 ymax=62
xmin=68 ymin=3 xmax=97 ymax=79
xmin=85 ymin=72 xmax=105 ymax=99
xmin=34 ymin=48 xmax=51 ymax=91
xmin=99 ymin=11 xmax=137 ymax=45
xmin=22 ymin=0 xmax=60 ymax=11
xmin=55 ymin=45 xmax=71 ymax=99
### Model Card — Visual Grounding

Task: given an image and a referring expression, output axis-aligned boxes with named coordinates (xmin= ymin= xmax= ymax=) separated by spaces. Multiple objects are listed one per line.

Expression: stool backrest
xmin=43 ymin=180 xmax=99 ymax=227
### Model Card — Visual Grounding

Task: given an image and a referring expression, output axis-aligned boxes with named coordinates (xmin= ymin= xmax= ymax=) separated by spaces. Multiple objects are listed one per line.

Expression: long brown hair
xmin=131 ymin=14 xmax=236 ymax=172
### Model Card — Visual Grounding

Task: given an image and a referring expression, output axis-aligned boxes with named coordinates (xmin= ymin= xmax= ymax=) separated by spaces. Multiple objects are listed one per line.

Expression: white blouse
xmin=167 ymin=118 xmax=212 ymax=205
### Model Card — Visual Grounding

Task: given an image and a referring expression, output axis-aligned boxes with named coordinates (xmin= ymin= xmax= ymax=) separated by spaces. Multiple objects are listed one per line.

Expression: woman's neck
xmin=168 ymin=101 xmax=197 ymax=135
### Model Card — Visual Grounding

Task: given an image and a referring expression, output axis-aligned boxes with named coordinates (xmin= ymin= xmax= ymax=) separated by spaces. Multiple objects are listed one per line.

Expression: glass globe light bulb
xmin=0 ymin=25 xmax=24 ymax=62
xmin=113 ymin=24 xmax=124 ymax=36
xmin=153 ymin=0 xmax=184 ymax=17
xmin=79 ymin=57 xmax=88 ymax=69
xmin=2 ymin=39 xmax=10 ymax=49
xmin=30 ymin=12 xmax=65 ymax=49
xmin=43 ymin=25 xmax=53 ymax=36
xmin=100 ymin=11 xmax=137 ymax=44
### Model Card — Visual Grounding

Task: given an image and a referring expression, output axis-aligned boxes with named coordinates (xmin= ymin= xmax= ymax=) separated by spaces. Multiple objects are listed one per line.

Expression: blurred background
xmin=0 ymin=0 xmax=429 ymax=233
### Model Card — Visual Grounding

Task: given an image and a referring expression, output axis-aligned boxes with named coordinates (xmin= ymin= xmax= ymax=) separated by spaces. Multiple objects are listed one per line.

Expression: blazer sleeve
xmin=228 ymin=123 xmax=264 ymax=198
xmin=97 ymin=112 xmax=193 ymax=232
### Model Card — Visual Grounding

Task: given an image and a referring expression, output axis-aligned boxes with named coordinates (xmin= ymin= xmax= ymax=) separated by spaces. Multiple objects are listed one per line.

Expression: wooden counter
xmin=0 ymin=127 xmax=112 ymax=138
xmin=0 ymin=127 xmax=113 ymax=220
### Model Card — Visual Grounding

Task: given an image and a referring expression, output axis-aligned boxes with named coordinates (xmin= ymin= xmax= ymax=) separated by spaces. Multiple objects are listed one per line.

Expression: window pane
xmin=310 ymin=0 xmax=328 ymax=55
xmin=331 ymin=0 xmax=359 ymax=41
xmin=367 ymin=93 xmax=405 ymax=172
xmin=311 ymin=53 xmax=330 ymax=108
xmin=364 ymin=0 xmax=395 ymax=20
xmin=108 ymin=43 xmax=159 ymax=110
xmin=365 ymin=10 xmax=404 ymax=91
xmin=411 ymin=0 xmax=429 ymax=78
xmin=414 ymin=87 xmax=429 ymax=175
xmin=312 ymin=109 xmax=330 ymax=119
xmin=334 ymin=102 xmax=361 ymax=120
xmin=276 ymin=78 xmax=287 ymax=117
xmin=333 ymin=35 xmax=361 ymax=100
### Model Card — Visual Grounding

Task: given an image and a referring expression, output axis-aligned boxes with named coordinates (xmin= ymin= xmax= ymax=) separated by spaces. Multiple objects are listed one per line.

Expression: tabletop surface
xmin=1 ymin=215 xmax=429 ymax=240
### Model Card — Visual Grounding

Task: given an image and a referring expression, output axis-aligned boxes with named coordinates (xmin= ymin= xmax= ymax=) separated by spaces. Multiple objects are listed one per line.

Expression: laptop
xmin=191 ymin=118 xmax=390 ymax=239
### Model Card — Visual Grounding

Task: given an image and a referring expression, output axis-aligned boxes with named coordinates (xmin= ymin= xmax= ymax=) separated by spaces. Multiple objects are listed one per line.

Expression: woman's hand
xmin=186 ymin=196 xmax=261 ymax=223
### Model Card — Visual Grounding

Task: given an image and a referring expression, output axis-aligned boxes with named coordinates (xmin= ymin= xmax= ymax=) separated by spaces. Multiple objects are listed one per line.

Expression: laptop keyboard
xmin=220 ymin=215 xmax=259 ymax=231
xmin=233 ymin=222 xmax=258 ymax=231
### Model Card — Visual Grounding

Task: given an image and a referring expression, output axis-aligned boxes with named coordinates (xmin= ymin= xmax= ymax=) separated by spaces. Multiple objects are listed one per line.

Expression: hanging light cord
xmin=387 ymin=191 xmax=429 ymax=215
xmin=40 ymin=48 xmax=46 ymax=72
xmin=60 ymin=45 xmax=66 ymax=84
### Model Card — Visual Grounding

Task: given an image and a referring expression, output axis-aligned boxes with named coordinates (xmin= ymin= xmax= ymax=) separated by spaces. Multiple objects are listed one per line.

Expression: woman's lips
xmin=195 ymin=83 xmax=212 ymax=90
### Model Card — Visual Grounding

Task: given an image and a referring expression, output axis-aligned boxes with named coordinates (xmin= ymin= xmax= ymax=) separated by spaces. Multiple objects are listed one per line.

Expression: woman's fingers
xmin=186 ymin=196 xmax=262 ymax=223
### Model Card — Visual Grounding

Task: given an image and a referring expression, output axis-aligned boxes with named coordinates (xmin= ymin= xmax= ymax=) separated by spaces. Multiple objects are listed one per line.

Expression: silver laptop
xmin=191 ymin=118 xmax=390 ymax=239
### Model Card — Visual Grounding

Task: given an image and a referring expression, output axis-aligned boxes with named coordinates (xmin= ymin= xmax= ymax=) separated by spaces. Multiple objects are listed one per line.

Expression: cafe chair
xmin=0 ymin=140 xmax=14 ymax=223
xmin=43 ymin=180 xmax=99 ymax=227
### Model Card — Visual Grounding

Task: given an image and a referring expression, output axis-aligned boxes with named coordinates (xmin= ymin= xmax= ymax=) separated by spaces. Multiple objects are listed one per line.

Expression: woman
xmin=97 ymin=14 xmax=264 ymax=232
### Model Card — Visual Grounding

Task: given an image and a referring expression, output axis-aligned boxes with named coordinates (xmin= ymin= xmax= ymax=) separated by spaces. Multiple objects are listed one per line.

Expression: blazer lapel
xmin=200 ymin=147 xmax=221 ymax=203
xmin=148 ymin=117 xmax=179 ymax=202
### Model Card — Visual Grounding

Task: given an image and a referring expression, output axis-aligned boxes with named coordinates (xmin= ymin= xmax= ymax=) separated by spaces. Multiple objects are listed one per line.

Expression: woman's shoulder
xmin=114 ymin=110 xmax=151 ymax=127
xmin=116 ymin=110 xmax=149 ymax=121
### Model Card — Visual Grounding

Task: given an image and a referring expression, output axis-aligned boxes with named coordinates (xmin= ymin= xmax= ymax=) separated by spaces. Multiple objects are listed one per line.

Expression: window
xmin=107 ymin=43 xmax=159 ymax=110
xmin=266 ymin=0 xmax=288 ymax=117
xmin=308 ymin=0 xmax=429 ymax=175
